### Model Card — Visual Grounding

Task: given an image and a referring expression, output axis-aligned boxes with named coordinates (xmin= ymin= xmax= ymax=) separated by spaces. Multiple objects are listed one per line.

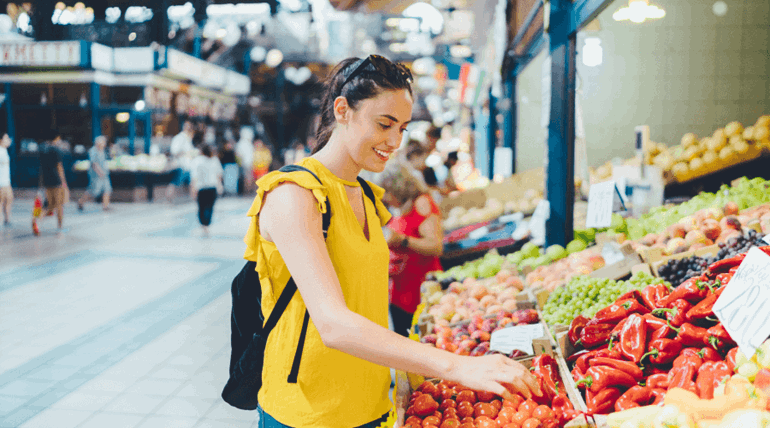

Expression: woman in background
xmin=190 ymin=145 xmax=223 ymax=236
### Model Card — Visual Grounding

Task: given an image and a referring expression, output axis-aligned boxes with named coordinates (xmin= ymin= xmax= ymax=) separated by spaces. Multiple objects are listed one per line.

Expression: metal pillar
xmin=128 ymin=114 xmax=136 ymax=155
xmin=5 ymin=83 xmax=14 ymax=187
xmin=545 ymin=0 xmax=577 ymax=248
xmin=144 ymin=112 xmax=152 ymax=154
xmin=91 ymin=82 xmax=100 ymax=143
xmin=503 ymin=76 xmax=516 ymax=174
xmin=486 ymin=89 xmax=497 ymax=180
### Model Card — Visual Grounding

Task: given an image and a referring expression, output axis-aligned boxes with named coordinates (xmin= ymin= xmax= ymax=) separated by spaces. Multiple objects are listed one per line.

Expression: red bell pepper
xmin=617 ymin=289 xmax=647 ymax=305
xmin=552 ymin=393 xmax=579 ymax=424
xmin=569 ymin=315 xmax=590 ymax=346
xmin=586 ymin=387 xmax=622 ymax=415
xmin=567 ymin=348 xmax=591 ymax=363
xmin=647 ymin=373 xmax=669 ymax=389
xmin=531 ymin=373 xmax=554 ymax=405
xmin=651 ymin=325 xmax=676 ymax=341
xmin=652 ymin=299 xmax=693 ymax=327
xmin=716 ymin=272 xmax=733 ymax=287
xmin=580 ymin=320 xmax=615 ymax=348
xmin=685 ymin=293 xmax=719 ymax=322
xmin=594 ymin=298 xmax=650 ymax=324
xmin=614 ymin=385 xmax=654 ymax=412
xmin=574 ymin=347 xmax=605 ymax=373
xmin=619 ymin=314 xmax=648 ymax=363
xmin=698 ymin=347 xmax=722 ymax=362
xmin=641 ymin=283 xmax=670 ymax=310
xmin=657 ymin=277 xmax=710 ymax=307
xmin=572 ymin=366 xmax=584 ymax=385
xmin=589 ymin=357 xmax=644 ymax=381
xmin=642 ymin=338 xmax=682 ymax=365
xmin=532 ymin=354 xmax=565 ymax=398
xmin=596 ymin=343 xmax=623 ymax=360
xmin=651 ymin=388 xmax=666 ymax=405
xmin=577 ymin=366 xmax=638 ymax=394
xmin=668 ymin=348 xmax=703 ymax=393
xmin=708 ymin=254 xmax=746 ymax=275
xmin=729 ymin=266 xmax=739 ymax=274
xmin=726 ymin=347 xmax=739 ymax=372
xmin=643 ymin=313 xmax=669 ymax=333
xmin=707 ymin=323 xmax=736 ymax=350
xmin=669 ymin=322 xmax=710 ymax=348
xmin=695 ymin=361 xmax=732 ymax=399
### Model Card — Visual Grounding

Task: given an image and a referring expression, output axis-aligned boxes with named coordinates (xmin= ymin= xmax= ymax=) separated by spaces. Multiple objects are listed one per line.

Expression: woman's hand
xmin=385 ymin=228 xmax=404 ymax=247
xmin=446 ymin=354 xmax=541 ymax=401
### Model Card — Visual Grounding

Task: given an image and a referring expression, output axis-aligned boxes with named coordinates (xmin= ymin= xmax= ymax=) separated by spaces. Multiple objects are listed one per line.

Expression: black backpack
xmin=221 ymin=165 xmax=379 ymax=410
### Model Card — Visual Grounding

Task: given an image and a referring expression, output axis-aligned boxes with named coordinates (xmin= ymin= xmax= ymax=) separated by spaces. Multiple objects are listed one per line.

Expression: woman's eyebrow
xmin=378 ymin=114 xmax=411 ymax=125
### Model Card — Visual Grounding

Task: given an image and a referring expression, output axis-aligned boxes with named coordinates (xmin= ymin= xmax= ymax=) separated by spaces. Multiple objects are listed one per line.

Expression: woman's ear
xmin=333 ymin=96 xmax=350 ymax=124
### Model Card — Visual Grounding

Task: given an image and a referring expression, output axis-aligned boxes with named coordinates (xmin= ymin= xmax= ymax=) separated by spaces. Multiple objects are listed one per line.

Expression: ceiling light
xmin=250 ymin=46 xmax=267 ymax=62
xmin=128 ymin=32 xmax=137 ymax=41
xmin=134 ymin=100 xmax=146 ymax=111
xmin=712 ymin=1 xmax=728 ymax=17
xmin=116 ymin=112 xmax=130 ymax=123
xmin=613 ymin=0 xmax=665 ymax=23
xmin=265 ymin=49 xmax=283 ymax=67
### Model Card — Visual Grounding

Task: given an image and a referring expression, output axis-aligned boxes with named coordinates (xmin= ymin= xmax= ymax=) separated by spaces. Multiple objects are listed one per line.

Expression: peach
xmin=700 ymin=219 xmax=721 ymax=241
xmin=724 ymin=201 xmax=740 ymax=216
xmin=641 ymin=233 xmax=659 ymax=247
xmin=678 ymin=216 xmax=699 ymax=232
xmin=485 ymin=305 xmax=503 ymax=315
xmin=667 ymin=223 xmax=688 ymax=239
xmin=720 ymin=215 xmax=742 ymax=231
xmin=495 ymin=269 xmax=513 ymax=283
xmin=716 ymin=228 xmax=741 ymax=245
xmin=685 ymin=230 xmax=708 ymax=246
xmin=666 ymin=237 xmax=688 ymax=255
xmin=707 ymin=207 xmax=724 ymax=222
xmin=505 ymin=276 xmax=525 ymax=291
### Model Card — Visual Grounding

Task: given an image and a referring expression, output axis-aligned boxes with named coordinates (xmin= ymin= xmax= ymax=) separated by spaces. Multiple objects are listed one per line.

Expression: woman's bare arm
xmin=259 ymin=183 xmax=539 ymax=399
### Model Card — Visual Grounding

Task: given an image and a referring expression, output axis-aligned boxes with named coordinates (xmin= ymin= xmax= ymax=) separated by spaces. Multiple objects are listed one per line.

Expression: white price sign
xmin=713 ymin=247 xmax=770 ymax=358
xmin=601 ymin=242 xmax=626 ymax=266
xmin=586 ymin=181 xmax=624 ymax=229
xmin=490 ymin=324 xmax=545 ymax=356
xmin=528 ymin=200 xmax=550 ymax=245
xmin=763 ymin=234 xmax=770 ymax=245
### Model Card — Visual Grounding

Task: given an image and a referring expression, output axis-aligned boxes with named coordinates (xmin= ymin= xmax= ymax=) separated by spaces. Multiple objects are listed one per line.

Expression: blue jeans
xmin=258 ymin=406 xmax=389 ymax=428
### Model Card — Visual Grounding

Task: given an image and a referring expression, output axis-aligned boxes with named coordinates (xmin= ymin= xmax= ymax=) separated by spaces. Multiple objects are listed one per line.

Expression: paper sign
xmin=529 ymin=200 xmax=550 ymax=245
xmin=713 ymin=247 xmax=770 ymax=358
xmin=490 ymin=324 xmax=545 ymax=356
xmin=512 ymin=220 xmax=529 ymax=240
xmin=601 ymin=242 xmax=626 ymax=266
xmin=586 ymin=181 xmax=624 ymax=229
xmin=763 ymin=234 xmax=770 ymax=245
xmin=468 ymin=226 xmax=490 ymax=240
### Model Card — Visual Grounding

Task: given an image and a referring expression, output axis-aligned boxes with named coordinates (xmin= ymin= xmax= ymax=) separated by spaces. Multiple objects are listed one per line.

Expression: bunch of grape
xmin=542 ymin=272 xmax=671 ymax=326
xmin=658 ymin=230 xmax=766 ymax=285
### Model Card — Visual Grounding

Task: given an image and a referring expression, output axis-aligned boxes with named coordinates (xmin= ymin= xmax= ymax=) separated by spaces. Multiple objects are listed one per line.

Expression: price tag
xmin=586 ymin=181 xmax=624 ymax=229
xmin=490 ymin=324 xmax=545 ymax=356
xmin=601 ymin=242 xmax=626 ymax=266
xmin=713 ymin=247 xmax=770 ymax=358
xmin=468 ymin=226 xmax=490 ymax=240
xmin=512 ymin=220 xmax=529 ymax=241
xmin=529 ymin=200 xmax=550 ymax=245
xmin=763 ymin=234 xmax=770 ymax=245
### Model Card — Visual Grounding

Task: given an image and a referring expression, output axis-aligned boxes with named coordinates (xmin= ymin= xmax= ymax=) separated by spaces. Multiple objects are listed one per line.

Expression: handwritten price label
xmin=586 ymin=181 xmax=620 ymax=229
xmin=490 ymin=324 xmax=545 ymax=356
xmin=713 ymin=247 xmax=770 ymax=358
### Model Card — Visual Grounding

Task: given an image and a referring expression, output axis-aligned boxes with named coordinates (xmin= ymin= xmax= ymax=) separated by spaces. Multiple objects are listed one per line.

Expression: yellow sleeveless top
xmin=243 ymin=158 xmax=396 ymax=427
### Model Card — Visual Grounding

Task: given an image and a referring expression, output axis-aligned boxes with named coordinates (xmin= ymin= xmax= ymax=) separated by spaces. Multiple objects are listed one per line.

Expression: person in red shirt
xmin=383 ymin=140 xmax=444 ymax=337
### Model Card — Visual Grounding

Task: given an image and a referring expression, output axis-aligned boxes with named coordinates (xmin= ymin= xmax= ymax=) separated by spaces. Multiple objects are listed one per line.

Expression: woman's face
xmin=339 ymin=89 xmax=413 ymax=173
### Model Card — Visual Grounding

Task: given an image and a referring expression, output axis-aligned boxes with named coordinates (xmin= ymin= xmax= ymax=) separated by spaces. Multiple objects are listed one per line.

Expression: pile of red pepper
xmin=530 ymin=354 xmax=581 ymax=425
xmin=565 ymin=247 xmax=770 ymax=415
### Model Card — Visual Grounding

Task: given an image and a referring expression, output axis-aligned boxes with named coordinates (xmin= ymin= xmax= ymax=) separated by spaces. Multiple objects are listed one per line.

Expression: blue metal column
xmin=90 ymin=82 xmax=100 ymax=142
xmin=474 ymin=107 xmax=489 ymax=179
xmin=144 ymin=112 xmax=152 ymax=154
xmin=503 ymin=76 xmax=516 ymax=174
xmin=128 ymin=114 xmax=136 ymax=155
xmin=486 ymin=89 xmax=497 ymax=180
xmin=545 ymin=0 xmax=578 ymax=247
xmin=5 ymin=83 xmax=15 ymax=187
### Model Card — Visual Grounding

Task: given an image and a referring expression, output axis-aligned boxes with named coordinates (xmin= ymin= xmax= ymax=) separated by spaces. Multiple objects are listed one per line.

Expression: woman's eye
xmin=378 ymin=123 xmax=391 ymax=130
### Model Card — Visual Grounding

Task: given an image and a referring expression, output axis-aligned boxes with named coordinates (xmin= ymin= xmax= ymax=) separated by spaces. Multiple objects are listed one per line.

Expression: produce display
xmin=421 ymin=309 xmax=540 ymax=358
xmin=421 ymin=272 xmax=526 ymax=324
xmin=541 ymin=272 xmax=670 ymax=326
xmin=403 ymin=355 xmax=579 ymax=428
xmin=565 ymin=246 xmax=770 ymax=420
xmin=442 ymin=190 xmax=544 ymax=231
xmin=523 ymin=248 xmax=605 ymax=292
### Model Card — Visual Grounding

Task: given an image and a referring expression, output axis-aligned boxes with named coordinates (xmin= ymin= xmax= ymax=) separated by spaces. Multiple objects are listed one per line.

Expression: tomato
xmin=474 ymin=402 xmax=499 ymax=419
xmin=490 ymin=399 xmax=502 ymax=411
xmin=456 ymin=390 xmax=477 ymax=404
xmin=459 ymin=424 xmax=475 ymax=428
xmin=419 ymin=381 xmax=439 ymax=396
xmin=440 ymin=419 xmax=461 ymax=428
xmin=475 ymin=416 xmax=498 ymax=428
xmin=443 ymin=408 xmax=458 ymax=420
xmin=540 ymin=419 xmax=558 ymax=428
xmin=413 ymin=394 xmax=440 ymax=418
xmin=410 ymin=391 xmax=423 ymax=403
xmin=406 ymin=406 xmax=416 ymax=416
xmin=423 ymin=416 xmax=442 ymax=427
xmin=440 ymin=387 xmax=456 ymax=401
xmin=497 ymin=407 xmax=516 ymax=422
xmin=522 ymin=418 xmax=542 ymax=428
xmin=517 ymin=400 xmax=538 ymax=418
xmin=405 ymin=416 xmax=423 ymax=426
xmin=495 ymin=415 xmax=510 ymax=427
xmin=503 ymin=395 xmax=524 ymax=409
xmin=457 ymin=402 xmax=475 ymax=419
xmin=502 ymin=424 xmax=522 ymax=428
xmin=476 ymin=390 xmax=498 ymax=403
xmin=461 ymin=416 xmax=475 ymax=424
xmin=440 ymin=399 xmax=457 ymax=413
xmin=532 ymin=406 xmax=554 ymax=421
xmin=511 ymin=411 xmax=529 ymax=426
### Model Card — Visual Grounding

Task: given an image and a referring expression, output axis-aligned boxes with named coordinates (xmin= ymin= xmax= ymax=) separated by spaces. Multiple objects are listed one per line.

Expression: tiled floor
xmin=0 ymin=195 xmax=263 ymax=428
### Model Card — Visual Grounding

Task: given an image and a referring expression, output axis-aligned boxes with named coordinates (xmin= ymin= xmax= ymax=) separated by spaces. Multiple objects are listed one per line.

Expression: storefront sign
xmin=113 ymin=47 xmax=154 ymax=72
xmin=0 ymin=41 xmax=84 ymax=67
xmin=90 ymin=43 xmax=113 ymax=71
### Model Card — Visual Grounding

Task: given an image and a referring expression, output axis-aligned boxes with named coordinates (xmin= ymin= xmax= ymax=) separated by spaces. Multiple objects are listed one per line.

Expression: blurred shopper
xmin=382 ymin=140 xmax=444 ymax=337
xmin=0 ymin=133 xmax=12 ymax=225
xmin=443 ymin=151 xmax=460 ymax=194
xmin=34 ymin=132 xmax=69 ymax=235
xmin=236 ymin=127 xmax=255 ymax=195
xmin=252 ymin=139 xmax=272 ymax=181
xmin=167 ymin=121 xmax=196 ymax=201
xmin=190 ymin=145 xmax=223 ymax=236
xmin=283 ymin=140 xmax=310 ymax=166
xmin=220 ymin=138 xmax=239 ymax=196
xmin=78 ymin=136 xmax=112 ymax=212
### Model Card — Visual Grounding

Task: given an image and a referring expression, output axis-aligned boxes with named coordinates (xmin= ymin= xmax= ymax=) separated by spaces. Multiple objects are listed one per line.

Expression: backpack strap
xmin=357 ymin=177 xmax=380 ymax=219
xmin=278 ymin=165 xmax=331 ymax=238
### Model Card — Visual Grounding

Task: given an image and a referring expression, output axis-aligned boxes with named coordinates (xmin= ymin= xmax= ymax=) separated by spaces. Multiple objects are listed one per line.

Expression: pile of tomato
xmin=403 ymin=380 xmax=560 ymax=428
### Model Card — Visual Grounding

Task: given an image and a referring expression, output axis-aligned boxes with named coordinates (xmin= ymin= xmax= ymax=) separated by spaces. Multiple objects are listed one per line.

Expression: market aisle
xmin=0 ymin=196 xmax=260 ymax=428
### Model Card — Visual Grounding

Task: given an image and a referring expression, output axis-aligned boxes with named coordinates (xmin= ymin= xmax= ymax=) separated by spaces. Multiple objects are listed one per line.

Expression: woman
xmin=244 ymin=55 xmax=538 ymax=428
xmin=382 ymin=140 xmax=443 ymax=338
xmin=190 ymin=145 xmax=223 ymax=236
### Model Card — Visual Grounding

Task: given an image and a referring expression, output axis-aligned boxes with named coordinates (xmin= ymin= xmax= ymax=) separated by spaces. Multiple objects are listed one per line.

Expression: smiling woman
xmin=241 ymin=55 xmax=540 ymax=428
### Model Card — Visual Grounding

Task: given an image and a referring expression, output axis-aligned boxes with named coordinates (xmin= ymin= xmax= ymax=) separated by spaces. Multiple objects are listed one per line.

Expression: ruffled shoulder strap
xmin=243 ymin=169 xmax=329 ymax=262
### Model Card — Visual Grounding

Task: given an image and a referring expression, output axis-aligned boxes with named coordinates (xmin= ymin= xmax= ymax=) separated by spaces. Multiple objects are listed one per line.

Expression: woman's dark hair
xmin=445 ymin=151 xmax=459 ymax=167
xmin=312 ymin=56 xmax=413 ymax=154
xmin=201 ymin=144 xmax=214 ymax=157
xmin=426 ymin=125 xmax=441 ymax=141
